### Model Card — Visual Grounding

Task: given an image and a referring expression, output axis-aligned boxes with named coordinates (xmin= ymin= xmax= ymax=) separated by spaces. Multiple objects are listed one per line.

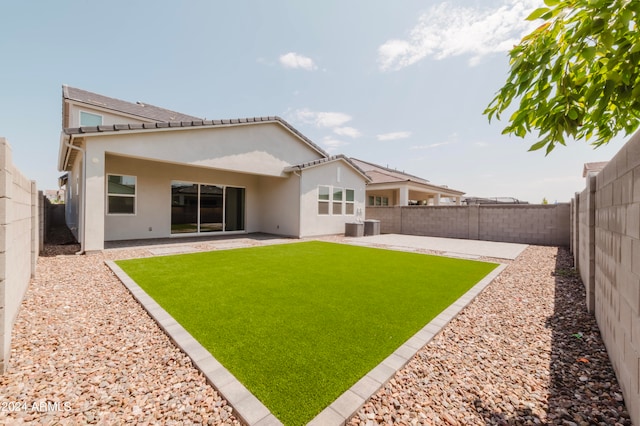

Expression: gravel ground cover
xmin=349 ymin=245 xmax=631 ymax=426
xmin=0 ymin=238 xmax=632 ymax=425
xmin=0 ymin=244 xmax=240 ymax=425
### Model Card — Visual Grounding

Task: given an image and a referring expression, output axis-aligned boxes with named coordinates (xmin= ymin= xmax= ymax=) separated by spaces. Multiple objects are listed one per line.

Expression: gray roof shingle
xmin=63 ymin=85 xmax=203 ymax=123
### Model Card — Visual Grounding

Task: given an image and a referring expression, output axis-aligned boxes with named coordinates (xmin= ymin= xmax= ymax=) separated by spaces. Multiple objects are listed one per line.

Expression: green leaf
xmin=568 ymin=109 xmax=579 ymax=120
xmin=581 ymin=46 xmax=596 ymax=61
xmin=526 ymin=7 xmax=551 ymax=21
xmin=484 ymin=0 xmax=640 ymax=153
xmin=630 ymin=40 xmax=640 ymax=53
xmin=545 ymin=141 xmax=557 ymax=155
xmin=528 ymin=140 xmax=548 ymax=151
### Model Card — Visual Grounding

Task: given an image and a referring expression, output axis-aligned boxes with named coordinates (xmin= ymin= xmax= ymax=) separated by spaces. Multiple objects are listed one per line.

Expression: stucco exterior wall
xmin=572 ymin=130 xmax=640 ymax=424
xmin=83 ymin=123 xmax=322 ymax=178
xmin=366 ymin=204 xmax=570 ymax=246
xmin=299 ymin=162 xmax=366 ymax=237
xmin=72 ymin=123 xmax=328 ymax=249
xmin=257 ymin=175 xmax=300 ymax=237
xmin=0 ymin=138 xmax=38 ymax=373
xmin=64 ymin=152 xmax=82 ymax=240
xmin=104 ymin=155 xmax=261 ymax=241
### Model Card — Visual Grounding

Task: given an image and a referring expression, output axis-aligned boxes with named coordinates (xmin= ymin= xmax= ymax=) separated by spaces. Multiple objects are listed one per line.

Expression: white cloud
xmin=378 ymin=0 xmax=542 ymax=70
xmin=322 ymin=136 xmax=348 ymax=153
xmin=334 ymin=127 xmax=362 ymax=138
xmin=289 ymin=108 xmax=353 ymax=128
xmin=279 ymin=52 xmax=317 ymax=71
xmin=475 ymin=141 xmax=489 ymax=147
xmin=376 ymin=131 xmax=412 ymax=141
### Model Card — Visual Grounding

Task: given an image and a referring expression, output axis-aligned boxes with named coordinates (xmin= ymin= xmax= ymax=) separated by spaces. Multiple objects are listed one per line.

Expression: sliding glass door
xmin=199 ymin=185 xmax=223 ymax=232
xmin=171 ymin=182 xmax=198 ymax=234
xmin=171 ymin=181 xmax=244 ymax=234
xmin=225 ymin=187 xmax=245 ymax=231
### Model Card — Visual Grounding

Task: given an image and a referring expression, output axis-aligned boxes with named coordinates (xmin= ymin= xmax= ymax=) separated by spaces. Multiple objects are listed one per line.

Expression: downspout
xmin=61 ymin=134 xmax=86 ymax=255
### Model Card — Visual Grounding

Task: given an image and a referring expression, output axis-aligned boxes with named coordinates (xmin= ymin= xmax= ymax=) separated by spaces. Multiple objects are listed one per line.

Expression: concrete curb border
xmin=307 ymin=262 xmax=507 ymax=425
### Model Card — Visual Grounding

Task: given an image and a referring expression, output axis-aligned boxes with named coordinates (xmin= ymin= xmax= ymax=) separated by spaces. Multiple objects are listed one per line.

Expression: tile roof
xmin=284 ymin=154 xmax=371 ymax=181
xmin=350 ymin=158 xmax=430 ymax=185
xmin=63 ymin=85 xmax=202 ymax=123
xmin=350 ymin=157 xmax=464 ymax=195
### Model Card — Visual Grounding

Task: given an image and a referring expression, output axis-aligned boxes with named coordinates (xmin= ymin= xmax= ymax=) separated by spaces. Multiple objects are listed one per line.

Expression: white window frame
xmin=332 ymin=187 xmax=344 ymax=215
xmin=79 ymin=110 xmax=103 ymax=127
xmin=318 ymin=186 xmax=330 ymax=215
xmin=345 ymin=189 xmax=355 ymax=215
xmin=369 ymin=195 xmax=389 ymax=206
xmin=106 ymin=174 xmax=137 ymax=215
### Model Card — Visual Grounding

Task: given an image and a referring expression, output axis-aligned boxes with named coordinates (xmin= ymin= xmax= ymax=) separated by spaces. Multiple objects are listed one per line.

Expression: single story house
xmin=350 ymin=158 xmax=464 ymax=206
xmin=58 ymin=86 xmax=369 ymax=251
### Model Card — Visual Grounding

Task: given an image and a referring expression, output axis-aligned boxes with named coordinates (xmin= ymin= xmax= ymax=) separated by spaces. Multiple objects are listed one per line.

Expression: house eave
xmin=61 ymin=116 xmax=330 ymax=161
xmin=367 ymin=180 xmax=465 ymax=196
xmin=285 ymin=155 xmax=372 ymax=182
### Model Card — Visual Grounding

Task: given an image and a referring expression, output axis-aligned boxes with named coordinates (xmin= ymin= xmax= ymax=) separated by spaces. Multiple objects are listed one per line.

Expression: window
xmin=107 ymin=174 xmax=136 ymax=214
xmin=171 ymin=181 xmax=245 ymax=234
xmin=318 ymin=186 xmax=330 ymax=215
xmin=80 ymin=111 xmax=103 ymax=126
xmin=345 ymin=189 xmax=355 ymax=215
xmin=332 ymin=187 xmax=343 ymax=215
xmin=318 ymin=186 xmax=355 ymax=215
xmin=368 ymin=195 xmax=389 ymax=206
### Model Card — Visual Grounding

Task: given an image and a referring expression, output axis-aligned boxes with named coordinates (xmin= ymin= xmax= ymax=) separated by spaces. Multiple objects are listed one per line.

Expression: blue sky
xmin=1 ymin=0 xmax=627 ymax=203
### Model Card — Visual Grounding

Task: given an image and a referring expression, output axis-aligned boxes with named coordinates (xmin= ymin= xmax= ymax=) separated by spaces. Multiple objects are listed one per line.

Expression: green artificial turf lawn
xmin=116 ymin=241 xmax=498 ymax=425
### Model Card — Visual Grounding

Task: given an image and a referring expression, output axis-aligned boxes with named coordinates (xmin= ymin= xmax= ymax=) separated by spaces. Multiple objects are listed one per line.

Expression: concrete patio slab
xmin=148 ymin=245 xmax=197 ymax=255
xmin=348 ymin=234 xmax=527 ymax=259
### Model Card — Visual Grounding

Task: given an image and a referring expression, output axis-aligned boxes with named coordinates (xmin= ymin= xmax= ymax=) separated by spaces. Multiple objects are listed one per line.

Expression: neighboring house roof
xmin=582 ymin=161 xmax=608 ymax=177
xmin=350 ymin=158 xmax=431 ymax=185
xmin=63 ymin=85 xmax=202 ymax=123
xmin=284 ymin=154 xmax=372 ymax=182
xmin=350 ymin=157 xmax=464 ymax=195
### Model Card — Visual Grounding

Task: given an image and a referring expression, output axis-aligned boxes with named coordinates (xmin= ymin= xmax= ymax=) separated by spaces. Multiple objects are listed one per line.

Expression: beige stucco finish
xmin=299 ymin=161 xmax=366 ymax=236
xmin=63 ymin=122 xmax=366 ymax=250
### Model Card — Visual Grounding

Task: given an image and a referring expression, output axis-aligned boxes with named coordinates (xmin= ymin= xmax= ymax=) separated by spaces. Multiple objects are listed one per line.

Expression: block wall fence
xmin=0 ymin=138 xmax=38 ymax=373
xmin=366 ymin=203 xmax=570 ymax=246
xmin=572 ymin=131 xmax=640 ymax=425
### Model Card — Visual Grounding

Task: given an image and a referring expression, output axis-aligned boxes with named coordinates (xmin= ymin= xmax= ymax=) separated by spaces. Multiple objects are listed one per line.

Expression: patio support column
xmin=399 ymin=187 xmax=409 ymax=206
xmin=434 ymin=193 xmax=441 ymax=206
xmin=455 ymin=196 xmax=461 ymax=205
xmin=84 ymin=146 xmax=105 ymax=251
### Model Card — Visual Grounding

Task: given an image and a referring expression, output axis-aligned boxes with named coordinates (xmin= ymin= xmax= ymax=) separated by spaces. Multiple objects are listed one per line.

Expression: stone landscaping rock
xmin=350 ymin=246 xmax=632 ymax=425
xmin=0 ymin=242 xmax=631 ymax=425
xmin=0 ymin=244 xmax=240 ymax=425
